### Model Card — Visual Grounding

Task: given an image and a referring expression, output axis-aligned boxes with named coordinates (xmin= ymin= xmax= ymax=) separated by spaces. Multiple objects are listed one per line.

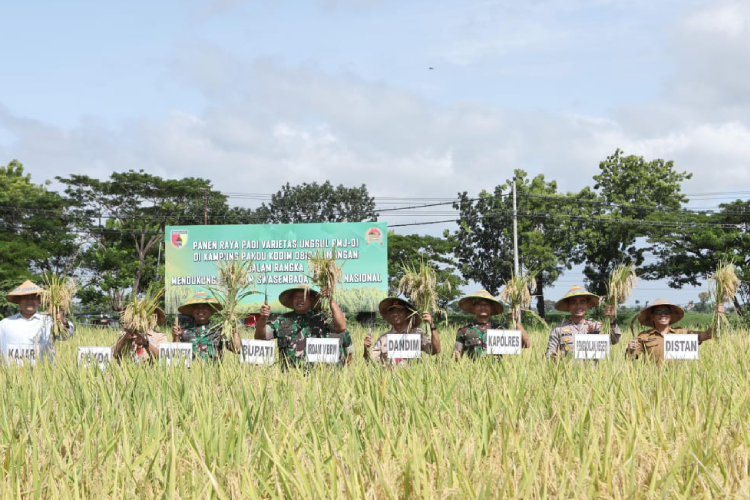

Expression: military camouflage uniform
xmin=454 ymin=320 xmax=508 ymax=359
xmin=369 ymin=327 xmax=431 ymax=366
xmin=626 ymin=327 xmax=704 ymax=364
xmin=545 ymin=318 xmax=621 ymax=359
xmin=181 ymin=323 xmax=224 ymax=361
xmin=266 ymin=311 xmax=352 ymax=367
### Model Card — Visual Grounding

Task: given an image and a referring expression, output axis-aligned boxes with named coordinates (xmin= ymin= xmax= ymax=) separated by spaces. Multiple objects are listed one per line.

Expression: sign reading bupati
xmin=664 ymin=334 xmax=699 ymax=360
xmin=158 ymin=342 xmax=193 ymax=367
xmin=4 ymin=344 xmax=37 ymax=366
xmin=387 ymin=334 xmax=422 ymax=359
xmin=574 ymin=334 xmax=610 ymax=360
xmin=78 ymin=347 xmax=112 ymax=370
xmin=306 ymin=338 xmax=339 ymax=364
xmin=164 ymin=222 xmax=388 ymax=314
xmin=486 ymin=329 xmax=522 ymax=355
xmin=241 ymin=339 xmax=275 ymax=365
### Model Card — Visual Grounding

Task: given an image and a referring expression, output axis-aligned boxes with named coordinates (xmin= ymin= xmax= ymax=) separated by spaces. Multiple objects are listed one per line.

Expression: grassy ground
xmin=1 ymin=322 xmax=748 ymax=498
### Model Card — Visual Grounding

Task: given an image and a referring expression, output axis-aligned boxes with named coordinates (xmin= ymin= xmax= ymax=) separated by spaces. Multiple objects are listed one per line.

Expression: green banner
xmin=164 ymin=222 xmax=388 ymax=314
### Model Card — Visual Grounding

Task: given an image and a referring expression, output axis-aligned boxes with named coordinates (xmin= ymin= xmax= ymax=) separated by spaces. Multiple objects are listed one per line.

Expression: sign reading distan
xmin=387 ymin=334 xmax=422 ymax=359
xmin=486 ymin=329 xmax=522 ymax=355
xmin=664 ymin=334 xmax=699 ymax=360
xmin=78 ymin=347 xmax=112 ymax=370
xmin=574 ymin=334 xmax=610 ymax=360
xmin=158 ymin=342 xmax=193 ymax=367
xmin=306 ymin=338 xmax=339 ymax=364
xmin=241 ymin=339 xmax=275 ymax=365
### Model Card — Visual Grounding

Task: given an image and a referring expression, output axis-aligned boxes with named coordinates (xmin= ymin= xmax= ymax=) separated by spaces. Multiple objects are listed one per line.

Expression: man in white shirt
xmin=0 ymin=280 xmax=75 ymax=363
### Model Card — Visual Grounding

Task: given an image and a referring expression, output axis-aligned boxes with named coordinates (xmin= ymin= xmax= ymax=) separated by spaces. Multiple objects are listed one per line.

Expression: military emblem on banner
xmin=171 ymin=230 xmax=188 ymax=249
xmin=365 ymin=227 xmax=383 ymax=244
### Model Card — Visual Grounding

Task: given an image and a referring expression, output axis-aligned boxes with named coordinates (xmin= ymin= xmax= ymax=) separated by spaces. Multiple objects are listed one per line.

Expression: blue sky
xmin=2 ymin=0 xmax=749 ymax=306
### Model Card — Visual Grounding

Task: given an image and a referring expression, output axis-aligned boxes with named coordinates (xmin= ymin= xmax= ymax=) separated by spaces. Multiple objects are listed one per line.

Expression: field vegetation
xmin=1 ymin=321 xmax=748 ymax=498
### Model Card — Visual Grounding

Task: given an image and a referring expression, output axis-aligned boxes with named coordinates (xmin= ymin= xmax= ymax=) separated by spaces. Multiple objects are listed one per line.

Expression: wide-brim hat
xmin=278 ymin=286 xmax=321 ymax=310
xmin=458 ymin=290 xmax=504 ymax=315
xmin=637 ymin=299 xmax=684 ymax=327
xmin=378 ymin=297 xmax=422 ymax=327
xmin=6 ymin=280 xmax=43 ymax=304
xmin=177 ymin=291 xmax=223 ymax=315
xmin=554 ymin=286 xmax=600 ymax=312
xmin=154 ymin=307 xmax=166 ymax=327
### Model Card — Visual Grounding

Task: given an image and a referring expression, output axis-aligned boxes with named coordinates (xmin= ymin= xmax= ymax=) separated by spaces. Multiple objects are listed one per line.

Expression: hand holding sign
xmin=171 ymin=317 xmax=184 ymax=341
xmin=628 ymin=338 xmax=639 ymax=350
xmin=259 ymin=304 xmax=270 ymax=318
xmin=604 ymin=305 xmax=616 ymax=320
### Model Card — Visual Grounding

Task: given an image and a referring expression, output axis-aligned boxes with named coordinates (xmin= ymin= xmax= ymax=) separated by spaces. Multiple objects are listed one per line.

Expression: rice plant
xmin=120 ymin=286 xmax=163 ymax=334
xmin=397 ymin=260 xmax=448 ymax=334
xmin=307 ymin=247 xmax=344 ymax=314
xmin=207 ymin=259 xmax=258 ymax=345
xmin=499 ymin=269 xmax=548 ymax=329
xmin=40 ymin=271 xmax=78 ymax=340
xmin=601 ymin=263 xmax=638 ymax=336
xmin=708 ymin=260 xmax=740 ymax=338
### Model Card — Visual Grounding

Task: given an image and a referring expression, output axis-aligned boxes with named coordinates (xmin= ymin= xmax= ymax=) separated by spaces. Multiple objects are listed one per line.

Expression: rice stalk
xmin=206 ymin=259 xmax=258 ymax=344
xmin=40 ymin=271 xmax=78 ymax=341
xmin=397 ymin=260 xmax=448 ymax=335
xmin=306 ymin=247 xmax=344 ymax=314
xmin=120 ymin=286 xmax=163 ymax=335
xmin=601 ymin=263 xmax=638 ymax=336
xmin=709 ymin=260 xmax=740 ymax=338
xmin=499 ymin=269 xmax=549 ymax=330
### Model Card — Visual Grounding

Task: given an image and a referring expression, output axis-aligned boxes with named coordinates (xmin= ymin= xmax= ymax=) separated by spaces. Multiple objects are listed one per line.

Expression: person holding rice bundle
xmin=626 ymin=299 xmax=723 ymax=364
xmin=113 ymin=307 xmax=167 ymax=363
xmin=0 ymin=280 xmax=75 ymax=362
xmin=172 ymin=291 xmax=239 ymax=361
xmin=453 ymin=290 xmax=529 ymax=359
xmin=363 ymin=297 xmax=440 ymax=365
xmin=545 ymin=286 xmax=619 ymax=359
xmin=255 ymin=286 xmax=353 ymax=367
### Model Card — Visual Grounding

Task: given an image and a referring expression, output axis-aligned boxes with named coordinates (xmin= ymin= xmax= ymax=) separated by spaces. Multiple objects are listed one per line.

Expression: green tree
xmin=254 ymin=181 xmax=376 ymax=223
xmin=387 ymin=232 xmax=465 ymax=309
xmin=579 ymin=149 xmax=692 ymax=295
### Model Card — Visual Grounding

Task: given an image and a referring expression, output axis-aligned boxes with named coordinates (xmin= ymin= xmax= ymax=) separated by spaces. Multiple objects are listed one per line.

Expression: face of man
xmin=568 ymin=296 xmax=590 ymax=320
xmin=472 ymin=300 xmax=493 ymax=322
xmin=386 ymin=304 xmax=412 ymax=330
xmin=18 ymin=295 xmax=40 ymax=319
xmin=191 ymin=303 xmax=213 ymax=325
xmin=291 ymin=290 xmax=313 ymax=314
xmin=650 ymin=307 xmax=673 ymax=328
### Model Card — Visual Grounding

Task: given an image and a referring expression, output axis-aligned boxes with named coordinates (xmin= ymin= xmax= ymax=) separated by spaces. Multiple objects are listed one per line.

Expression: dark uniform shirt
xmin=181 ymin=322 xmax=224 ymax=361
xmin=266 ymin=311 xmax=352 ymax=367
xmin=453 ymin=320 xmax=508 ymax=358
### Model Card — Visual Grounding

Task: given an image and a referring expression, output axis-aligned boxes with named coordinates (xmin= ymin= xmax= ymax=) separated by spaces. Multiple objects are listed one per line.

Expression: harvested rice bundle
xmin=40 ymin=272 xmax=78 ymax=340
xmin=499 ymin=269 xmax=548 ymax=330
xmin=121 ymin=286 xmax=163 ymax=334
xmin=207 ymin=259 xmax=257 ymax=344
xmin=709 ymin=261 xmax=740 ymax=338
xmin=601 ymin=263 xmax=637 ymax=336
xmin=307 ymin=247 xmax=343 ymax=314
xmin=397 ymin=260 xmax=448 ymax=335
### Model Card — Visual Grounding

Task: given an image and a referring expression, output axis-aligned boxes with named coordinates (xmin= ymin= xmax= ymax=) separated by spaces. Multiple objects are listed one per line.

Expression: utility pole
xmin=203 ymin=191 xmax=208 ymax=225
xmin=512 ymin=179 xmax=519 ymax=276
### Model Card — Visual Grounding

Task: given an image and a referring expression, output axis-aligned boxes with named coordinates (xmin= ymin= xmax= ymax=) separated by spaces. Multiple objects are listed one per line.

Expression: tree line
xmin=1 ymin=149 xmax=748 ymax=318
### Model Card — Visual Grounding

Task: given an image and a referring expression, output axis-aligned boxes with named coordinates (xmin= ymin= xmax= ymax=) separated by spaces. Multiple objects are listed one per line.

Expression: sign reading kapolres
xmin=164 ymin=222 xmax=388 ymax=314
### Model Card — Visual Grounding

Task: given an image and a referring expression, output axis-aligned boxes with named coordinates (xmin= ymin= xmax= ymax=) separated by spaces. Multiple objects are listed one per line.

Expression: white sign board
xmin=574 ymin=334 xmax=610 ymax=360
xmin=486 ymin=329 xmax=522 ymax=355
xmin=158 ymin=342 xmax=193 ymax=367
xmin=241 ymin=339 xmax=275 ymax=365
xmin=387 ymin=334 xmax=422 ymax=359
xmin=78 ymin=347 xmax=112 ymax=370
xmin=306 ymin=338 xmax=339 ymax=364
xmin=664 ymin=334 xmax=699 ymax=360
xmin=4 ymin=344 xmax=37 ymax=366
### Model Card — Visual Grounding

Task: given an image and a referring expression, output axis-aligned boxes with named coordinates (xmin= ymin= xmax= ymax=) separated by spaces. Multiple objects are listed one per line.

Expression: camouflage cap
xmin=637 ymin=299 xmax=684 ymax=327
xmin=458 ymin=290 xmax=504 ymax=315
xmin=6 ymin=280 xmax=43 ymax=304
xmin=554 ymin=286 xmax=600 ymax=312
xmin=177 ymin=291 xmax=223 ymax=315
xmin=378 ymin=297 xmax=422 ymax=327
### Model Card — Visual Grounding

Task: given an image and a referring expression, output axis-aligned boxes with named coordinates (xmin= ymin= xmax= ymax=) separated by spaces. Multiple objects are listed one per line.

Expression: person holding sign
xmin=172 ymin=291 xmax=238 ymax=361
xmin=364 ymin=297 xmax=440 ymax=365
xmin=255 ymin=286 xmax=353 ymax=367
xmin=626 ymin=299 xmax=722 ymax=364
xmin=453 ymin=290 xmax=530 ymax=359
xmin=545 ymin=286 xmax=619 ymax=359
xmin=0 ymin=280 xmax=75 ymax=363
xmin=113 ymin=307 xmax=167 ymax=363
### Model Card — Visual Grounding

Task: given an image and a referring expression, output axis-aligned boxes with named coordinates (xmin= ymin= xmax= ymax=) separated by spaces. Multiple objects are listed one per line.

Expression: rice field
xmin=1 ymin=322 xmax=749 ymax=498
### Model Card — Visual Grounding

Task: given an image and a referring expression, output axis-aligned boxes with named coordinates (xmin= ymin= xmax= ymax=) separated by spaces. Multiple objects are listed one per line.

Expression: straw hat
xmin=458 ymin=290 xmax=504 ymax=315
xmin=377 ymin=297 xmax=422 ymax=327
xmin=154 ymin=307 xmax=166 ymax=327
xmin=278 ymin=286 xmax=321 ymax=310
xmin=177 ymin=291 xmax=223 ymax=315
xmin=6 ymin=280 xmax=43 ymax=304
xmin=636 ymin=299 xmax=684 ymax=327
xmin=554 ymin=286 xmax=600 ymax=312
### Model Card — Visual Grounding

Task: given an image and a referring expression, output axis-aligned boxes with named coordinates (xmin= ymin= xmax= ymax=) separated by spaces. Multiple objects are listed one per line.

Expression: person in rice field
xmin=172 ymin=291 xmax=241 ymax=361
xmin=255 ymin=286 xmax=353 ymax=367
xmin=113 ymin=307 xmax=167 ymax=363
xmin=626 ymin=299 xmax=723 ymax=364
xmin=363 ymin=297 xmax=440 ymax=366
xmin=0 ymin=280 xmax=75 ymax=363
xmin=453 ymin=290 xmax=530 ymax=359
xmin=545 ymin=286 xmax=619 ymax=359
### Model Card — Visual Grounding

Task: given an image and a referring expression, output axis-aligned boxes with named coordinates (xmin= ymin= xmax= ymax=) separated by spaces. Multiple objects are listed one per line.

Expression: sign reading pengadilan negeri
xmin=164 ymin=222 xmax=388 ymax=314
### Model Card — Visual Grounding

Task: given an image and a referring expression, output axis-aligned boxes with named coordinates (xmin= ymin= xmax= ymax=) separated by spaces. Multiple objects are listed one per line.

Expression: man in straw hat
xmin=545 ymin=286 xmax=619 ymax=359
xmin=453 ymin=290 xmax=530 ymax=359
xmin=363 ymin=297 xmax=440 ymax=365
xmin=255 ymin=285 xmax=352 ymax=367
xmin=113 ymin=307 xmax=167 ymax=363
xmin=626 ymin=299 xmax=723 ymax=364
xmin=172 ymin=291 xmax=240 ymax=361
xmin=0 ymin=280 xmax=75 ymax=362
